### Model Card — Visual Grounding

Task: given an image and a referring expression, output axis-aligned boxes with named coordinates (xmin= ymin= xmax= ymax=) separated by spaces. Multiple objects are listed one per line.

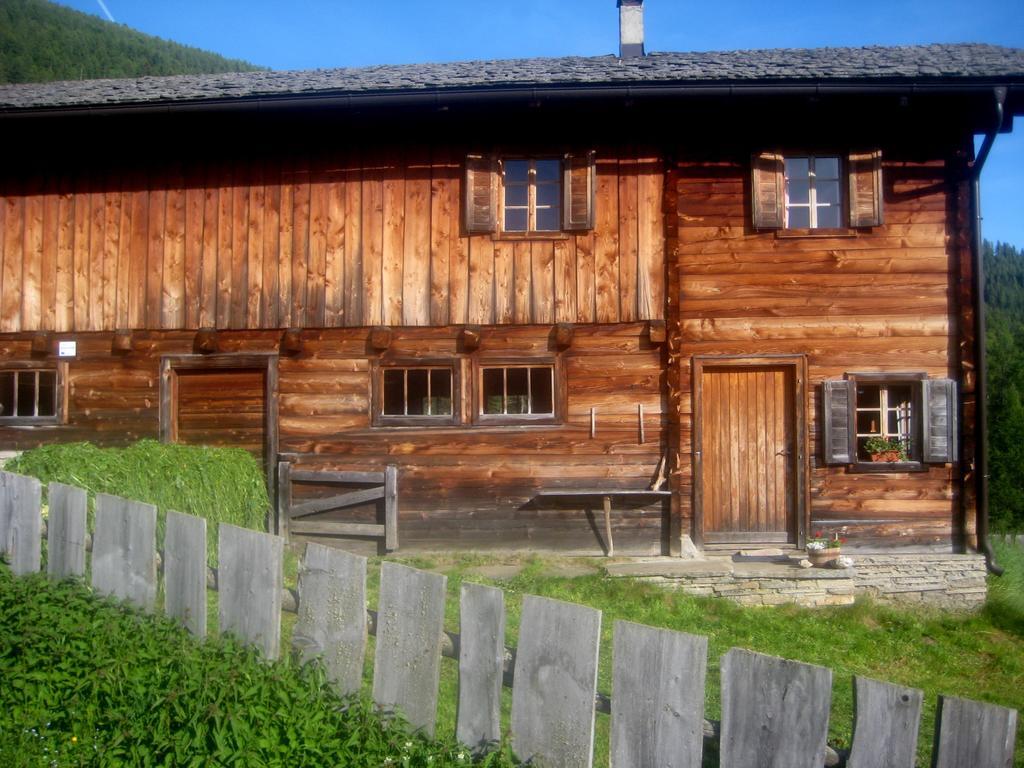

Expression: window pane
xmin=429 ymin=369 xmax=452 ymax=416
xmin=505 ymin=208 xmax=528 ymax=232
xmin=504 ymin=160 xmax=529 ymax=184
xmin=815 ymin=157 xmax=840 ymax=179
xmin=530 ymin=367 xmax=553 ymax=414
xmin=784 ymin=157 xmax=809 ymax=180
xmin=857 ymin=410 xmax=881 ymax=435
xmin=16 ymin=371 xmax=35 ymax=417
xmin=535 ymin=159 xmax=560 ymax=182
xmin=787 ymin=206 xmax=810 ymax=228
xmin=535 ymin=207 xmax=560 ymax=232
xmin=383 ymin=370 xmax=405 ymax=415
xmin=888 ymin=384 xmax=913 ymax=407
xmin=36 ymin=372 xmax=56 ymax=417
xmin=506 ymin=368 xmax=529 ymax=413
xmin=482 ymin=368 xmax=504 ymax=414
xmin=505 ymin=183 xmax=528 ymax=207
xmin=816 ymin=205 xmax=841 ymax=228
xmin=0 ymin=372 xmax=13 ymax=417
xmin=786 ymin=178 xmax=810 ymax=205
xmin=857 ymin=385 xmax=881 ymax=408
xmin=817 ymin=180 xmax=841 ymax=205
xmin=536 ymin=182 xmax=560 ymax=207
xmin=406 ymin=369 xmax=428 ymax=416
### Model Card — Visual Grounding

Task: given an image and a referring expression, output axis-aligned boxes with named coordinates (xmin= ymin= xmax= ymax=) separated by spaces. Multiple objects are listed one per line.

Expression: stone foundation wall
xmin=851 ymin=554 xmax=987 ymax=609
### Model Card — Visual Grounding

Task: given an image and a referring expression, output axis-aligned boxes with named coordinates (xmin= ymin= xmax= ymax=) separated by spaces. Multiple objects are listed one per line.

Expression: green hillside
xmin=986 ymin=240 xmax=1024 ymax=531
xmin=0 ymin=0 xmax=264 ymax=84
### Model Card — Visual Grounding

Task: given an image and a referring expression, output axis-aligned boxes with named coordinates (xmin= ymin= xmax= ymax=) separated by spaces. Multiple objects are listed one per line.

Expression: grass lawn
xmin=340 ymin=540 xmax=1024 ymax=767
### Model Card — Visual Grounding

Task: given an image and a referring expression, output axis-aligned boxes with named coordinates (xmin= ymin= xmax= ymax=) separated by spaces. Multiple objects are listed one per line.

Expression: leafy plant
xmin=863 ymin=436 xmax=908 ymax=460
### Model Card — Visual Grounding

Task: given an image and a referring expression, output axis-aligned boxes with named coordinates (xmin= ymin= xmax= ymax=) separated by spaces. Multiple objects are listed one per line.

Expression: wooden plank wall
xmin=0 ymin=150 xmax=664 ymax=333
xmin=0 ymin=323 xmax=668 ymax=554
xmin=673 ymin=154 xmax=963 ymax=547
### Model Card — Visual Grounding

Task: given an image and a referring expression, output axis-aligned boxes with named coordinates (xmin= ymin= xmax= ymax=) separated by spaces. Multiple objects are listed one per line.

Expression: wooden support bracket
xmin=193 ymin=328 xmax=218 ymax=355
xmin=553 ymin=322 xmax=575 ymax=349
xmin=459 ymin=325 xmax=482 ymax=352
xmin=370 ymin=326 xmax=393 ymax=352
xmin=648 ymin=320 xmax=667 ymax=345
xmin=111 ymin=330 xmax=133 ymax=354
xmin=30 ymin=331 xmax=52 ymax=356
xmin=280 ymin=328 xmax=304 ymax=356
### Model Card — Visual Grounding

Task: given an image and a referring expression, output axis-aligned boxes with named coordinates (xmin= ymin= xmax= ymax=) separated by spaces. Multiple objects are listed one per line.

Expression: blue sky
xmin=56 ymin=0 xmax=1024 ymax=247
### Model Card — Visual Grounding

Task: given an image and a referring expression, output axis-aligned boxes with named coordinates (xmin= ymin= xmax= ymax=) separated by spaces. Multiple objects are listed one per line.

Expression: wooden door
xmin=174 ymin=367 xmax=267 ymax=460
xmin=698 ymin=364 xmax=796 ymax=544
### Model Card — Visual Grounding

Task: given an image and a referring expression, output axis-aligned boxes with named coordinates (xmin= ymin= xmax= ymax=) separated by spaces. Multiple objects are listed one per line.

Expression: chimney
xmin=618 ymin=0 xmax=645 ymax=59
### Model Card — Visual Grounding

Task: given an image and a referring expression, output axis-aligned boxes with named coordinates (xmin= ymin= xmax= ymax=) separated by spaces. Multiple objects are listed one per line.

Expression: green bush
xmin=6 ymin=440 xmax=269 ymax=560
xmin=0 ymin=569 xmax=516 ymax=767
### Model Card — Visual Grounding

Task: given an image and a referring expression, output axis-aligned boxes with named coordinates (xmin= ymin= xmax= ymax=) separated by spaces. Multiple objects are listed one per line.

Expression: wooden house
xmin=1 ymin=7 xmax=1023 ymax=563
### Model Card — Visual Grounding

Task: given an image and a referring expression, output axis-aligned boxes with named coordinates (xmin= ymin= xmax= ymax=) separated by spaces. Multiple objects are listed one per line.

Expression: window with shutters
xmin=822 ymin=372 xmax=957 ymax=471
xmin=373 ymin=362 xmax=460 ymax=427
xmin=464 ymin=152 xmax=595 ymax=237
xmin=751 ymin=150 xmax=883 ymax=232
xmin=0 ymin=364 xmax=64 ymax=425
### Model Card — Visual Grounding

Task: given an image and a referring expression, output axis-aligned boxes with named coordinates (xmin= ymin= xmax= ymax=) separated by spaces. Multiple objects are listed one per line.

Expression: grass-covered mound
xmin=0 ymin=569 xmax=515 ymax=767
xmin=6 ymin=440 xmax=269 ymax=559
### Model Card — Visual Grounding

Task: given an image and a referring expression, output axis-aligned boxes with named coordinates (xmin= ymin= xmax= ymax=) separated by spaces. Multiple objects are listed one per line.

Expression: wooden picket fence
xmin=0 ymin=469 xmax=1019 ymax=768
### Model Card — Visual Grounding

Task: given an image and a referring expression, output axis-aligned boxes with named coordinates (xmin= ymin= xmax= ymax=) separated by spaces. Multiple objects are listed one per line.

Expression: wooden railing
xmin=1 ymin=470 xmax=1018 ymax=767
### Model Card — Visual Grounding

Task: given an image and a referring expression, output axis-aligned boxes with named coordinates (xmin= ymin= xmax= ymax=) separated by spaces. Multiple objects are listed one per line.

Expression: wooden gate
xmin=693 ymin=356 xmax=807 ymax=546
xmin=277 ymin=461 xmax=398 ymax=551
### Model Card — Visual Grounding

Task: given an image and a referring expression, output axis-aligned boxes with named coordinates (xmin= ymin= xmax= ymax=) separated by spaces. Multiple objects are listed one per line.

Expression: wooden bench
xmin=535 ymin=489 xmax=671 ymax=557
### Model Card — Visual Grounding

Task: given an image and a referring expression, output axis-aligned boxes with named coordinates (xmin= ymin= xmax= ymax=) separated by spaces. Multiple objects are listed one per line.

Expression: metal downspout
xmin=970 ymin=86 xmax=1007 ymax=575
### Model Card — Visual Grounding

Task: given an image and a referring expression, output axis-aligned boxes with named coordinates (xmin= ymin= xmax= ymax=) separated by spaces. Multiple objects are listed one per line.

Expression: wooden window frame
xmin=783 ymin=155 xmax=844 ymax=230
xmin=0 ymin=361 xmax=67 ymax=426
xmin=472 ymin=356 xmax=564 ymax=426
xmin=372 ymin=359 xmax=461 ymax=427
xmin=497 ymin=157 xmax=565 ymax=238
xmin=845 ymin=372 xmax=927 ymax=473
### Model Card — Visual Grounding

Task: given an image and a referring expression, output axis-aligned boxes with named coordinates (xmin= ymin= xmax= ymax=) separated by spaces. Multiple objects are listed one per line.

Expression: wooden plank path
xmin=0 ymin=475 xmax=1019 ymax=767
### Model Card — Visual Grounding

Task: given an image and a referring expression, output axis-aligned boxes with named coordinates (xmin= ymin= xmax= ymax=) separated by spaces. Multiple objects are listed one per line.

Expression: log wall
xmin=672 ymin=152 xmax=968 ymax=548
xmin=0 ymin=323 xmax=668 ymax=554
xmin=0 ymin=149 xmax=665 ymax=333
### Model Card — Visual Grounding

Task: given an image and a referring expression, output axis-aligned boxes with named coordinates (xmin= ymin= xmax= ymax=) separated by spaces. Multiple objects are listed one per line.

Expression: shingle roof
xmin=2 ymin=43 xmax=1023 ymax=112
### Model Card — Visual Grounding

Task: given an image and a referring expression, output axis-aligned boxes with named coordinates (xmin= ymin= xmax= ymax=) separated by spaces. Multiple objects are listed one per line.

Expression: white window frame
xmin=500 ymin=157 xmax=562 ymax=234
xmin=0 ymin=365 xmax=63 ymax=425
xmin=478 ymin=363 xmax=557 ymax=420
xmin=784 ymin=155 xmax=842 ymax=229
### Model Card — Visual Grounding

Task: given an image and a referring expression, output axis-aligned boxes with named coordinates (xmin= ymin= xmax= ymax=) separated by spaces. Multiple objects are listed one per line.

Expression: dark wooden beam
xmin=280 ymin=328 xmax=304 ymax=356
xmin=648 ymin=320 xmax=667 ymax=344
xmin=193 ymin=328 xmax=218 ymax=354
xmin=370 ymin=326 xmax=393 ymax=351
xmin=553 ymin=322 xmax=575 ymax=349
xmin=459 ymin=325 xmax=482 ymax=352
xmin=30 ymin=331 xmax=52 ymax=356
xmin=111 ymin=329 xmax=133 ymax=354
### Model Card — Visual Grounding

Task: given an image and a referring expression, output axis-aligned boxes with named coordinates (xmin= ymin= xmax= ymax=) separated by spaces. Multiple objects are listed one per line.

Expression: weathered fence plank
xmin=47 ymin=482 xmax=87 ymax=579
xmin=218 ymin=523 xmax=284 ymax=659
xmin=932 ymin=694 xmax=1018 ymax=768
xmin=457 ymin=582 xmax=505 ymax=754
xmin=0 ymin=472 xmax=10 ymax=556
xmin=511 ymin=594 xmax=602 ymax=768
xmin=720 ymin=648 xmax=832 ymax=768
xmin=91 ymin=493 xmax=157 ymax=609
xmin=4 ymin=473 xmax=42 ymax=575
xmin=164 ymin=510 xmax=207 ymax=637
xmin=293 ymin=542 xmax=367 ymax=695
xmin=847 ymin=676 xmax=923 ymax=768
xmin=611 ymin=620 xmax=708 ymax=768
xmin=372 ymin=561 xmax=446 ymax=736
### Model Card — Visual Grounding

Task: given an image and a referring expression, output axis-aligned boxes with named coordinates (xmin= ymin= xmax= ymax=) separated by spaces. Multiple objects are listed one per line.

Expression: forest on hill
xmin=986 ymin=240 xmax=1024 ymax=531
xmin=0 ymin=0 xmax=262 ymax=84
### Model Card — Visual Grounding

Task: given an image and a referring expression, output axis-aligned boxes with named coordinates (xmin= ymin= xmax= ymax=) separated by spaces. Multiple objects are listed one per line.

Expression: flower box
xmin=808 ymin=547 xmax=841 ymax=567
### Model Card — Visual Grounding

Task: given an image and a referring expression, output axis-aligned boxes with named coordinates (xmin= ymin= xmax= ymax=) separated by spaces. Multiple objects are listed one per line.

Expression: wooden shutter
xmin=562 ymin=151 xmax=596 ymax=231
xmin=822 ymin=380 xmax=854 ymax=465
xmin=847 ymin=150 xmax=883 ymax=228
xmin=464 ymin=154 xmax=497 ymax=234
xmin=922 ymin=378 xmax=958 ymax=464
xmin=751 ymin=152 xmax=784 ymax=230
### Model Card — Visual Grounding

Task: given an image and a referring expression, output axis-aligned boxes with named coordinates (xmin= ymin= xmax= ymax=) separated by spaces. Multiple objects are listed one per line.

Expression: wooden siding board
xmin=429 ymin=150 xmax=452 ymax=326
xmin=575 ymin=231 xmax=596 ymax=323
xmin=214 ymin=165 xmax=233 ymax=328
xmin=278 ymin=160 xmax=294 ymax=327
xmin=183 ymin=170 xmax=205 ymax=329
xmin=382 ymin=153 xmax=405 ymax=326
xmin=146 ymin=186 xmax=166 ymax=330
xmin=531 ymin=241 xmax=554 ymax=324
xmin=55 ymin=176 xmax=75 ymax=332
xmin=247 ymin=162 xmax=266 ymax=329
xmin=291 ymin=158 xmax=311 ymax=328
xmin=324 ymin=162 xmax=346 ymax=327
xmin=199 ymin=171 xmax=219 ymax=329
xmin=162 ymin=167 xmax=186 ymax=329
xmin=362 ymin=161 xmax=384 ymax=326
xmin=127 ymin=180 xmax=149 ymax=330
xmin=230 ymin=168 xmax=250 ymax=329
xmin=21 ymin=178 xmax=44 ymax=332
xmin=468 ymin=236 xmax=495 ymax=325
xmin=595 ymin=157 xmax=620 ymax=323
xmin=403 ymin=152 xmax=431 ymax=326
xmin=618 ymin=153 xmax=639 ymax=322
xmin=39 ymin=185 xmax=58 ymax=331
xmin=1 ymin=194 xmax=23 ymax=332
xmin=307 ymin=166 xmax=329 ymax=328
xmin=262 ymin=159 xmax=281 ymax=329
xmin=554 ymin=238 xmax=577 ymax=323
xmin=344 ymin=160 xmax=363 ymax=328
xmin=448 ymin=170 xmax=469 ymax=325
xmin=493 ymin=241 xmax=514 ymax=324
xmin=513 ymin=240 xmax=532 ymax=324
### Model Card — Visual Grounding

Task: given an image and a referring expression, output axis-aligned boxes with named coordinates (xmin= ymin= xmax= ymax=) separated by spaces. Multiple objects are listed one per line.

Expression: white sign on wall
xmin=58 ymin=340 xmax=77 ymax=358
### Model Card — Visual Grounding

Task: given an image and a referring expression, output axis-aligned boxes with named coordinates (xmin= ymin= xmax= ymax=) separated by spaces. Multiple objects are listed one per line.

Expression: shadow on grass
xmin=982 ymin=541 xmax=1024 ymax=638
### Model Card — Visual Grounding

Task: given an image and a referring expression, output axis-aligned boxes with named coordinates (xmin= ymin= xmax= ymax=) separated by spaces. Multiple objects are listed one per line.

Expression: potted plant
xmin=806 ymin=531 xmax=844 ymax=567
xmin=863 ymin=436 xmax=908 ymax=463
